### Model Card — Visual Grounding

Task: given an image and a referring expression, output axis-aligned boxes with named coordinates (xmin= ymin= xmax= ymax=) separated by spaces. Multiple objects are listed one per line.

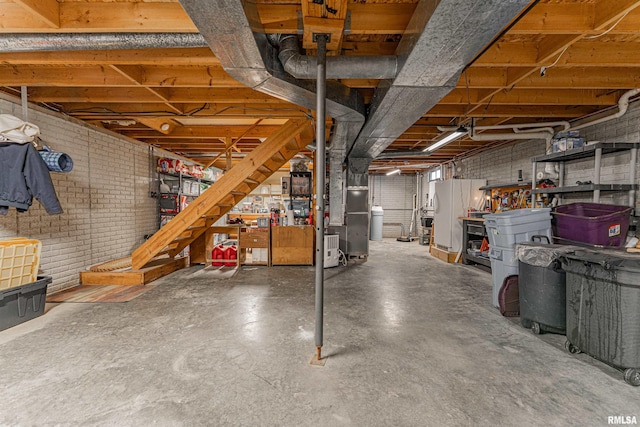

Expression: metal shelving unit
xmin=531 ymin=142 xmax=639 ymax=205
xmin=157 ymin=172 xmax=214 ymax=228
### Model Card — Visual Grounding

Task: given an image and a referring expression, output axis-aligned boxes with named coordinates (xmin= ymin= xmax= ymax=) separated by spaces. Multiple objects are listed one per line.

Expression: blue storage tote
xmin=484 ymin=208 xmax=552 ymax=248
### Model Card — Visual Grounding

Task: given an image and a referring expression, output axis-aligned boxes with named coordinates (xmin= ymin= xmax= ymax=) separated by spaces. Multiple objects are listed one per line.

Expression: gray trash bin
xmin=561 ymin=249 xmax=640 ymax=386
xmin=370 ymin=205 xmax=383 ymax=241
xmin=516 ymin=242 xmax=576 ymax=335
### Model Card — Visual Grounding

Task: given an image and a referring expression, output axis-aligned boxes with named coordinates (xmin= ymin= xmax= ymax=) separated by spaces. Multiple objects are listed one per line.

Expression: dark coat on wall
xmin=0 ymin=142 xmax=63 ymax=215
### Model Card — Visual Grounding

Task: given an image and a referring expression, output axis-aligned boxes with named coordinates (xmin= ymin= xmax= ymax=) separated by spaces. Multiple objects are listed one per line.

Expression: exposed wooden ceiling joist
xmin=0 ymin=0 xmax=639 ymax=166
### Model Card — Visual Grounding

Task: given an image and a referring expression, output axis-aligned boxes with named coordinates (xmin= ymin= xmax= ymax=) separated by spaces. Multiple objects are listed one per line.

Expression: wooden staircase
xmin=80 ymin=119 xmax=314 ymax=285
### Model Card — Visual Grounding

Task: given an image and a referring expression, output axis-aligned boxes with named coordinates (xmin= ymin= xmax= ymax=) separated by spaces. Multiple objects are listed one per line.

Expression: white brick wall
xmin=0 ymin=97 xmax=158 ymax=292
xmin=369 ymin=174 xmax=419 ymax=238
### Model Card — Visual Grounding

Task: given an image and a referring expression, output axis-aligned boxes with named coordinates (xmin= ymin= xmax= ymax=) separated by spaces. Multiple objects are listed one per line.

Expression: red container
xmin=225 ymin=246 xmax=237 ymax=267
xmin=212 ymin=244 xmax=226 ymax=266
xmin=553 ymin=202 xmax=632 ymax=247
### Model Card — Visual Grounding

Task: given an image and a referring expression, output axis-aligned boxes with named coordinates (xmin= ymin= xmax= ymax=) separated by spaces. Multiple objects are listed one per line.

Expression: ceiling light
xmin=386 ymin=168 xmax=401 ymax=176
xmin=423 ymin=126 xmax=467 ymax=152
xmin=160 ymin=123 xmax=170 ymax=131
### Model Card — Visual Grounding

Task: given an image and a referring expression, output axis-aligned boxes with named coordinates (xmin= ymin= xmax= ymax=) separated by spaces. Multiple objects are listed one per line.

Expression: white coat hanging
xmin=0 ymin=114 xmax=40 ymax=143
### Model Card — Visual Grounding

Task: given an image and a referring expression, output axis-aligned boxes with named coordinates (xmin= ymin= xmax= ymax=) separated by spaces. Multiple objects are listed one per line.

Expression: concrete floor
xmin=1 ymin=239 xmax=639 ymax=426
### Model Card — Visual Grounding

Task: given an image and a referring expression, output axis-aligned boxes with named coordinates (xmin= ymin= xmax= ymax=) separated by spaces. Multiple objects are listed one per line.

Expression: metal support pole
xmin=594 ymin=147 xmax=602 ymax=203
xmin=630 ymin=148 xmax=637 ymax=211
xmin=21 ymin=86 xmax=28 ymax=121
xmin=314 ymin=34 xmax=328 ymax=361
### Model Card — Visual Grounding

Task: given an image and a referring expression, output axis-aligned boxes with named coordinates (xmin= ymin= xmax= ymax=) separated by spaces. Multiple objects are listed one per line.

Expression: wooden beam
xmin=509 ymin=1 xmax=640 ymax=34
xmin=466 ymin=0 xmax=640 ymax=118
xmin=424 ymin=104 xmax=598 ymax=118
xmin=203 ymin=119 xmax=264 ymax=168
xmin=123 ymin=65 xmax=242 ymax=88
xmin=259 ymin=3 xmax=415 ymax=35
xmin=0 ymin=65 xmax=133 ymax=87
xmin=594 ymin=0 xmax=640 ymax=29
xmin=64 ymin=103 xmax=306 ymax=121
xmin=124 ymin=125 xmax=282 ymax=140
xmin=0 ymin=48 xmax=219 ymax=66
xmin=134 ymin=117 xmax=177 ymax=135
xmin=462 ymin=67 xmax=640 ymax=89
xmin=0 ymin=2 xmax=197 ymax=32
xmin=439 ymin=88 xmax=621 ymax=106
xmin=14 ymin=0 xmax=59 ymax=28
xmin=26 ymin=86 xmax=281 ymax=104
xmin=110 ymin=65 xmax=183 ymax=115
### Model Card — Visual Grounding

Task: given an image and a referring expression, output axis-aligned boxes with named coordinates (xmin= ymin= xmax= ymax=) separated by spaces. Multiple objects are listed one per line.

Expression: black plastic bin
xmin=561 ymin=250 xmax=640 ymax=386
xmin=516 ymin=242 xmax=574 ymax=335
xmin=0 ymin=276 xmax=50 ymax=332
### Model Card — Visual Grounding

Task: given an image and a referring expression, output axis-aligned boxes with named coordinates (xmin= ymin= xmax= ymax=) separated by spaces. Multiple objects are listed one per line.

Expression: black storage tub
xmin=0 ymin=276 xmax=51 ymax=331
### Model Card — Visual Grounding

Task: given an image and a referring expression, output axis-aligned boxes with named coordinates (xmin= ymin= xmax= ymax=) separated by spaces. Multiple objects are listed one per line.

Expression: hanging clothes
xmin=0 ymin=142 xmax=63 ymax=215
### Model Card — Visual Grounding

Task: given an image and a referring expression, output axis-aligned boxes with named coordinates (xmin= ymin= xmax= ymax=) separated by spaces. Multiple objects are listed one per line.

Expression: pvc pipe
xmin=571 ymin=89 xmax=640 ymax=131
xmin=314 ymin=35 xmax=328 ymax=359
xmin=438 ymin=121 xmax=570 ymax=133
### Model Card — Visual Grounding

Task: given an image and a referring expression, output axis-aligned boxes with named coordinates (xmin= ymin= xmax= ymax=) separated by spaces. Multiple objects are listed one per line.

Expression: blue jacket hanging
xmin=0 ymin=142 xmax=63 ymax=215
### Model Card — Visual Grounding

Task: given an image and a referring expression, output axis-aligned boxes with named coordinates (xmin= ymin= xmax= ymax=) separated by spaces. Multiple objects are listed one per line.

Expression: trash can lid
xmin=561 ymin=248 xmax=640 ymax=273
xmin=516 ymin=242 xmax=580 ymax=267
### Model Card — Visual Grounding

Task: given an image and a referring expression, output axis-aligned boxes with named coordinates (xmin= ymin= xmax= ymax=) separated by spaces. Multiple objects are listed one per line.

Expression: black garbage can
xmin=517 ymin=242 xmax=575 ymax=335
xmin=561 ymin=249 xmax=640 ymax=386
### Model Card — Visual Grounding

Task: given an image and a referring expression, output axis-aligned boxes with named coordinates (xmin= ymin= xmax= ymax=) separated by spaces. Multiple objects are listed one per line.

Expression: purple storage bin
xmin=553 ymin=203 xmax=632 ymax=247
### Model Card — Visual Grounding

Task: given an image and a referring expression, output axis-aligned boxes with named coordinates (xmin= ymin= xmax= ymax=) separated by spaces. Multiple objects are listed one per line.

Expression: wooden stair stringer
xmin=131 ymin=119 xmax=314 ymax=269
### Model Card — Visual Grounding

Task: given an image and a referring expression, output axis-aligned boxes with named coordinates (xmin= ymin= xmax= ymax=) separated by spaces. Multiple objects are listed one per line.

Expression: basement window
xmin=429 ymin=168 xmax=441 ymax=181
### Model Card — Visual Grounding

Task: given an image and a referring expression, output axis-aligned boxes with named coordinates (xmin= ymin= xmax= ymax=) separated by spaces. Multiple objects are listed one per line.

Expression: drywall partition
xmin=0 ymin=96 xmax=157 ymax=292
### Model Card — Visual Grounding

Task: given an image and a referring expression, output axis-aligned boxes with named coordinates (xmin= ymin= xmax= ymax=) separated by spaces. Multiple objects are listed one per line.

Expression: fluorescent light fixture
xmin=423 ymin=126 xmax=467 ymax=152
xmin=386 ymin=168 xmax=401 ymax=176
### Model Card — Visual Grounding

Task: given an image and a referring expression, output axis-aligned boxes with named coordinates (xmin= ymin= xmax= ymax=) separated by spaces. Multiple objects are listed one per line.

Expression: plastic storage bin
xmin=517 ymin=242 xmax=575 ymax=334
xmin=0 ymin=276 xmax=50 ymax=331
xmin=489 ymin=245 xmax=519 ymax=308
xmin=484 ymin=208 xmax=552 ymax=248
xmin=561 ymin=249 xmax=640 ymax=386
xmin=0 ymin=238 xmax=42 ymax=290
xmin=553 ymin=202 xmax=632 ymax=247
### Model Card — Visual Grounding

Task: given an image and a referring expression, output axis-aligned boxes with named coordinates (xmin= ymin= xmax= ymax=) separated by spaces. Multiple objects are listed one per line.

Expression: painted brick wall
xmin=0 ymin=97 xmax=158 ymax=292
xmin=453 ymin=102 xmax=640 ymax=210
xmin=369 ymin=174 xmax=419 ymax=238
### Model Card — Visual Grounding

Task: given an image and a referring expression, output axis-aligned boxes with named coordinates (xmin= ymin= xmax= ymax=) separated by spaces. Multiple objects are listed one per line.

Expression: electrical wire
xmin=584 ymin=10 xmax=631 ymax=39
xmin=338 ymin=249 xmax=347 ymax=266
xmin=542 ymin=11 xmax=631 ymax=76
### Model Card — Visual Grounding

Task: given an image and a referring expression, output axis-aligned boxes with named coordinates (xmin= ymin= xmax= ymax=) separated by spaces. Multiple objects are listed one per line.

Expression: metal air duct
xmin=268 ymin=34 xmax=399 ymax=80
xmin=349 ymin=0 xmax=532 ymax=161
xmin=0 ymin=33 xmax=208 ymax=52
